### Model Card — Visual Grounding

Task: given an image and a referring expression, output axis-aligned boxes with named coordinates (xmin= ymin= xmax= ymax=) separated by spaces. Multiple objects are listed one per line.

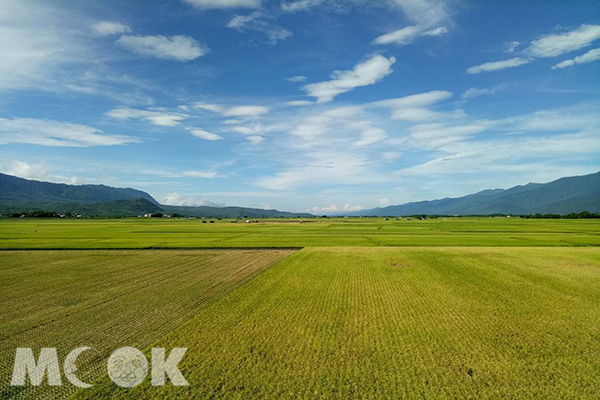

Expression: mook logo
xmin=10 ymin=347 xmax=188 ymax=388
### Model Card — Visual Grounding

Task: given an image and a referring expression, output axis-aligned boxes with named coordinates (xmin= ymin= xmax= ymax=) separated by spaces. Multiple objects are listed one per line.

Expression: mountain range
xmin=0 ymin=173 xmax=312 ymax=218
xmin=1 ymin=171 xmax=598 ymax=218
xmin=351 ymin=171 xmax=600 ymax=216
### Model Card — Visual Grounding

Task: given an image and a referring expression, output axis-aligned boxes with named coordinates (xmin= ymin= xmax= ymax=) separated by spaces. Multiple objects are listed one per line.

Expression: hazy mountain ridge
xmin=0 ymin=173 xmax=312 ymax=218
xmin=352 ymin=172 xmax=600 ymax=216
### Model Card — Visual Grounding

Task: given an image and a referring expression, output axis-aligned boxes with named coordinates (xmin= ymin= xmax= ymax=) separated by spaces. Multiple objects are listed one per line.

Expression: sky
xmin=1 ymin=0 xmax=599 ymax=213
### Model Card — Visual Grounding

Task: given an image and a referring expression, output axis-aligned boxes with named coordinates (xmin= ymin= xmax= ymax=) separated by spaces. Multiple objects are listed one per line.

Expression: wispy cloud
xmin=163 ymin=192 xmax=224 ymax=207
xmin=183 ymin=0 xmax=262 ymax=9
xmin=186 ymin=128 xmax=224 ymax=141
xmin=106 ymin=108 xmax=188 ymax=126
xmin=467 ymin=24 xmax=600 ymax=74
xmin=526 ymin=24 xmax=600 ymax=58
xmin=461 ymin=85 xmax=507 ymax=100
xmin=91 ymin=21 xmax=132 ymax=36
xmin=302 ymin=55 xmax=396 ymax=102
xmin=0 ymin=118 xmax=139 ymax=147
xmin=286 ymin=75 xmax=308 ymax=83
xmin=552 ymin=48 xmax=600 ymax=69
xmin=194 ymin=103 xmax=270 ymax=117
xmin=227 ymin=11 xmax=293 ymax=44
xmin=466 ymin=57 xmax=532 ymax=74
xmin=372 ymin=25 xmax=448 ymax=46
xmin=116 ymin=35 xmax=209 ymax=61
xmin=182 ymin=170 xmax=218 ymax=178
xmin=5 ymin=160 xmax=51 ymax=181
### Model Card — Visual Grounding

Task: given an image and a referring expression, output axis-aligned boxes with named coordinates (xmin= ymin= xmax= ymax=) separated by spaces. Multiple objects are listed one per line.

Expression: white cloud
xmin=163 ymin=193 xmax=224 ymax=207
xmin=372 ymin=25 xmax=448 ymax=46
xmin=368 ymin=90 xmax=456 ymax=122
xmin=286 ymin=100 xmax=314 ymax=107
xmin=370 ymin=90 xmax=452 ymax=108
xmin=552 ymin=48 xmax=600 ymax=69
xmin=466 ymin=57 xmax=532 ymax=74
xmin=400 ymin=103 xmax=600 ymax=176
xmin=194 ymin=103 xmax=270 ymax=118
xmin=310 ymin=204 xmax=339 ymax=213
xmin=0 ymin=118 xmax=138 ymax=147
xmin=182 ymin=170 xmax=218 ymax=178
xmin=186 ymin=128 xmax=224 ymax=141
xmin=461 ymin=85 xmax=507 ymax=100
xmin=106 ymin=108 xmax=188 ymax=126
xmin=302 ymin=55 xmax=396 ymax=102
xmin=408 ymin=123 xmax=486 ymax=149
xmin=373 ymin=26 xmax=421 ymax=46
xmin=526 ymin=24 xmax=600 ymax=58
xmin=183 ymin=0 xmax=262 ymax=9
xmin=194 ymin=103 xmax=225 ymax=113
xmin=116 ymin=35 xmax=208 ymax=61
xmin=256 ymin=151 xmax=383 ymax=190
xmin=281 ymin=0 xmax=326 ymax=12
xmin=222 ymin=119 xmax=243 ymax=125
xmin=423 ymin=26 xmax=448 ymax=37
xmin=231 ymin=126 xmax=258 ymax=135
xmin=391 ymin=0 xmax=451 ymax=27
xmin=6 ymin=160 xmax=50 ymax=181
xmin=402 ymin=131 xmax=600 ymax=177
xmin=343 ymin=204 xmax=364 ymax=212
xmin=504 ymin=41 xmax=521 ymax=53
xmin=286 ymin=75 xmax=308 ymax=83
xmin=246 ymin=135 xmax=265 ymax=144
xmin=227 ymin=11 xmax=293 ymax=44
xmin=382 ymin=151 xmax=402 ymax=161
xmin=91 ymin=21 xmax=132 ymax=36
xmin=467 ymin=25 xmax=600 ymax=74
xmin=225 ymin=105 xmax=270 ymax=117
xmin=353 ymin=125 xmax=387 ymax=146
xmin=499 ymin=103 xmax=600 ymax=132
xmin=379 ymin=198 xmax=390 ymax=206
xmin=0 ymin=1 xmax=91 ymax=91
xmin=69 ymin=176 xmax=85 ymax=185
xmin=282 ymin=0 xmax=452 ymax=27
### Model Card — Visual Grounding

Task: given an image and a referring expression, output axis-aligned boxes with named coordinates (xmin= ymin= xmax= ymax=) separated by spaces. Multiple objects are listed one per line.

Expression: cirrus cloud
xmin=116 ymin=35 xmax=209 ymax=61
xmin=302 ymin=55 xmax=397 ymax=103
xmin=0 ymin=118 xmax=139 ymax=147
xmin=183 ymin=0 xmax=262 ymax=9
xmin=552 ymin=48 xmax=600 ymax=69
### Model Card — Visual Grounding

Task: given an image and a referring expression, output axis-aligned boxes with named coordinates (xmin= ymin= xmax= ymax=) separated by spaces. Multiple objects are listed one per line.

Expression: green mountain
xmin=0 ymin=173 xmax=312 ymax=218
xmin=0 ymin=172 xmax=158 ymax=204
xmin=353 ymin=171 xmax=600 ymax=216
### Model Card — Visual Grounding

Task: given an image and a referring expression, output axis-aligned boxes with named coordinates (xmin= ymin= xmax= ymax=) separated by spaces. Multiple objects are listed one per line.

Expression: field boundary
xmin=0 ymin=246 xmax=305 ymax=251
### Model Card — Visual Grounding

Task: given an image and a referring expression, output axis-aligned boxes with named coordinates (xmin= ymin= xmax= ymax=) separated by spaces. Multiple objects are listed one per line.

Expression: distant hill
xmin=0 ymin=173 xmax=158 ymax=204
xmin=352 ymin=171 xmax=600 ymax=216
xmin=0 ymin=173 xmax=313 ymax=218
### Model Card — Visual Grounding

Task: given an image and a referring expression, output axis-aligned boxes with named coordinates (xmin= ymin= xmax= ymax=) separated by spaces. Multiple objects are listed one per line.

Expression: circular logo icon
xmin=107 ymin=347 xmax=148 ymax=388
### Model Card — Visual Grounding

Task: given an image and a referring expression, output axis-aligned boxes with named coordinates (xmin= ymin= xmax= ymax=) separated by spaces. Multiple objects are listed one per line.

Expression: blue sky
xmin=1 ymin=0 xmax=599 ymax=213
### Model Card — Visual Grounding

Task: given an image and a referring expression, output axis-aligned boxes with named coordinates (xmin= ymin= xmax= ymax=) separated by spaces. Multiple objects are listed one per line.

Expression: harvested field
xmin=0 ymin=249 xmax=294 ymax=399
xmin=76 ymin=247 xmax=600 ymax=399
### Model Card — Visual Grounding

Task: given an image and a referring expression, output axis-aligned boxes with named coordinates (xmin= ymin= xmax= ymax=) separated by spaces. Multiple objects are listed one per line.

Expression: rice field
xmin=1 ymin=218 xmax=599 ymax=398
xmin=1 ymin=217 xmax=599 ymax=249
xmin=75 ymin=247 xmax=600 ymax=399
xmin=0 ymin=249 xmax=294 ymax=399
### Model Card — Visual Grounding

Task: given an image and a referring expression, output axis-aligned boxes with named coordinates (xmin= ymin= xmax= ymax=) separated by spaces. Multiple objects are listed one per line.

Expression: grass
xmin=75 ymin=247 xmax=600 ymax=399
xmin=0 ymin=217 xmax=599 ymax=249
xmin=0 ymin=249 xmax=294 ymax=399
